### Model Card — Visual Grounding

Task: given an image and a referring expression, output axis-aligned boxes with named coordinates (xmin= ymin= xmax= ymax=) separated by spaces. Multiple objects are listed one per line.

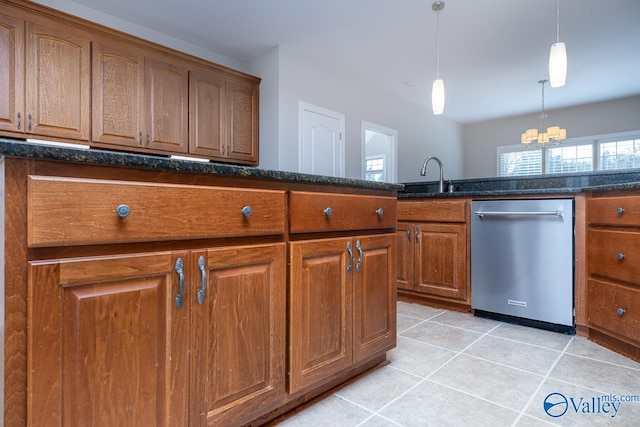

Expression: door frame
xmin=361 ymin=121 xmax=398 ymax=183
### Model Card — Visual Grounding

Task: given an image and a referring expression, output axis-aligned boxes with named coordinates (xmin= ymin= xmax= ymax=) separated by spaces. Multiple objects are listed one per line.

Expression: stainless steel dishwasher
xmin=471 ymin=199 xmax=574 ymax=332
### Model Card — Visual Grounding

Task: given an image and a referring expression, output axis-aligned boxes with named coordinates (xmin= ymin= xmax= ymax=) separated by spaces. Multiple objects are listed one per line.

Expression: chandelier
xmin=521 ymin=79 xmax=566 ymax=148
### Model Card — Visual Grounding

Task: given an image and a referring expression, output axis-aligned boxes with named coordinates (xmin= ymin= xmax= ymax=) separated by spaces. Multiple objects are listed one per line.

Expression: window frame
xmin=497 ymin=130 xmax=640 ymax=177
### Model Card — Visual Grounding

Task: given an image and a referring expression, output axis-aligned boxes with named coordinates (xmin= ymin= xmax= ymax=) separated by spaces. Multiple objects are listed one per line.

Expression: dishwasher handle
xmin=475 ymin=210 xmax=563 ymax=218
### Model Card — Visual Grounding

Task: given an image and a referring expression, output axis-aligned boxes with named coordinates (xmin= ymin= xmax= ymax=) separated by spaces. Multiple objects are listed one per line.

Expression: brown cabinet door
xmin=226 ymin=80 xmax=258 ymax=164
xmin=415 ymin=222 xmax=468 ymax=300
xmin=25 ymin=22 xmax=90 ymax=140
xmin=353 ymin=234 xmax=396 ymax=362
xmin=188 ymin=69 xmax=225 ymax=158
xmin=289 ymin=237 xmax=353 ymax=393
xmin=0 ymin=12 xmax=24 ymax=133
xmin=92 ymin=41 xmax=145 ymax=147
xmin=146 ymin=57 xmax=189 ymax=153
xmin=190 ymin=244 xmax=286 ymax=426
xmin=27 ymin=252 xmax=189 ymax=427
xmin=396 ymin=222 xmax=414 ymax=290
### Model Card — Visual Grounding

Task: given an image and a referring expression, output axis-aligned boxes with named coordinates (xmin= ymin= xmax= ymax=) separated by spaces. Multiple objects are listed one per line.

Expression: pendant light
xmin=521 ymin=79 xmax=566 ymax=147
xmin=549 ymin=0 xmax=567 ymax=87
xmin=431 ymin=1 xmax=445 ymax=115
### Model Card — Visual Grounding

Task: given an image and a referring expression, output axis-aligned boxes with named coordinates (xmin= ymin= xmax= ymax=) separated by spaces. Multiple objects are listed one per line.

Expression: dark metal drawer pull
xmin=175 ymin=258 xmax=184 ymax=309
xmin=197 ymin=255 xmax=207 ymax=304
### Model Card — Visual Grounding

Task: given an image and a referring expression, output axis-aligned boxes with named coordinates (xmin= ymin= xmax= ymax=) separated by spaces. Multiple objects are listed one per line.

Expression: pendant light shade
xmin=432 ymin=79 xmax=445 ymax=115
xmin=549 ymin=0 xmax=567 ymax=87
xmin=549 ymin=42 xmax=567 ymax=87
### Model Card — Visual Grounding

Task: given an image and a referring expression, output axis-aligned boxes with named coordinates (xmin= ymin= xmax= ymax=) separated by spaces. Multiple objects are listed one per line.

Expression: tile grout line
xmin=509 ymin=334 xmax=575 ymax=426
xmin=360 ymin=320 xmax=505 ymax=424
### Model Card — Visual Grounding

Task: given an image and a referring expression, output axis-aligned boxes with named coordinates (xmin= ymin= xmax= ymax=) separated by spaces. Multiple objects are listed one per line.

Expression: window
xmin=546 ymin=143 xmax=593 ymax=174
xmin=498 ymin=148 xmax=541 ymax=176
xmin=498 ymin=131 xmax=640 ymax=177
xmin=365 ymin=155 xmax=386 ymax=182
xmin=599 ymin=138 xmax=640 ymax=170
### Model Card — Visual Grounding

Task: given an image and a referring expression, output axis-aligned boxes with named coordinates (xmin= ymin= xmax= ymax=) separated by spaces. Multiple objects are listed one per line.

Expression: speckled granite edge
xmin=401 ymin=168 xmax=640 ymax=198
xmin=0 ymin=138 xmax=403 ymax=191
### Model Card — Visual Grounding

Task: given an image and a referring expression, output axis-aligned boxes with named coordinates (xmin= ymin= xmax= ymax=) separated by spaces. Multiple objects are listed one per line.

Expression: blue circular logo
xmin=543 ymin=392 xmax=568 ymax=418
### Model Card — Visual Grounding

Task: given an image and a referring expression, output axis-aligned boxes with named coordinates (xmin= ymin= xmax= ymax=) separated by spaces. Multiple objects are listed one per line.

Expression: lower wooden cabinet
xmin=27 ymin=243 xmax=286 ymax=427
xmin=396 ymin=199 xmax=470 ymax=307
xmin=397 ymin=221 xmax=468 ymax=302
xmin=190 ymin=244 xmax=286 ymax=426
xmin=288 ymin=234 xmax=396 ymax=393
xmin=586 ymin=192 xmax=640 ymax=360
xmin=28 ymin=251 xmax=190 ymax=427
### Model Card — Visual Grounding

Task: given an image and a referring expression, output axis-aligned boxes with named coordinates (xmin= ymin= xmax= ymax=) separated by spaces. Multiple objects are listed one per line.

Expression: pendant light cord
xmin=435 ymin=8 xmax=440 ymax=79
xmin=556 ymin=0 xmax=560 ymax=43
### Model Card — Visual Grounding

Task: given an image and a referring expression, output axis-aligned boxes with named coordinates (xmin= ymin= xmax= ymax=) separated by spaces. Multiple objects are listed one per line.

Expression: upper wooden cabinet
xmin=92 ymin=41 xmax=189 ymax=153
xmin=0 ymin=13 xmax=24 ymax=133
xmin=189 ymin=69 xmax=259 ymax=165
xmin=225 ymin=79 xmax=258 ymax=164
xmin=0 ymin=14 xmax=90 ymax=140
xmin=0 ymin=5 xmax=260 ymax=165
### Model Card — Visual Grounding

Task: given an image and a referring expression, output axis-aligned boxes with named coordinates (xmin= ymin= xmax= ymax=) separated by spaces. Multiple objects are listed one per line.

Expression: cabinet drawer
xmin=588 ymin=279 xmax=640 ymax=343
xmin=397 ymin=199 xmax=467 ymax=222
xmin=588 ymin=196 xmax=640 ymax=226
xmin=289 ymin=191 xmax=396 ymax=233
xmin=587 ymin=229 xmax=640 ymax=284
xmin=28 ymin=176 xmax=286 ymax=246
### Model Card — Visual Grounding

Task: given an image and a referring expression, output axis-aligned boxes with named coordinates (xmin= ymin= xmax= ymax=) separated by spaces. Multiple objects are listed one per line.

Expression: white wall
xmin=462 ymin=95 xmax=640 ymax=178
xmin=248 ymin=46 xmax=464 ymax=182
xmin=32 ymin=1 xmax=465 ymax=183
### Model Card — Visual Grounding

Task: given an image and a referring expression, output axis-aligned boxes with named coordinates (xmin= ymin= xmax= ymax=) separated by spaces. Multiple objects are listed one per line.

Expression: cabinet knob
xmin=116 ymin=204 xmax=131 ymax=218
xmin=324 ymin=207 xmax=333 ymax=216
xmin=375 ymin=208 xmax=384 ymax=216
xmin=617 ymin=307 xmax=626 ymax=316
xmin=241 ymin=206 xmax=252 ymax=217
xmin=617 ymin=207 xmax=625 ymax=215
xmin=617 ymin=252 xmax=625 ymax=261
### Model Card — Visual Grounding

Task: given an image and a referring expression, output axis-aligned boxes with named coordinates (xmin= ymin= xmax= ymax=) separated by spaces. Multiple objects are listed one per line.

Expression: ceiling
xmin=37 ymin=0 xmax=640 ymax=123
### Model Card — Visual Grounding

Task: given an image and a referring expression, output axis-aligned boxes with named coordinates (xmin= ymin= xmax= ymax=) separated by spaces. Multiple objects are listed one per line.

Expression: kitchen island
xmin=398 ymin=171 xmax=640 ymax=363
xmin=0 ymin=138 xmax=400 ymax=426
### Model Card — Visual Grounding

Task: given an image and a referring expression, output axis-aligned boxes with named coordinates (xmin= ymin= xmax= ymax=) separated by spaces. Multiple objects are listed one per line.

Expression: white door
xmin=299 ymin=102 xmax=345 ymax=177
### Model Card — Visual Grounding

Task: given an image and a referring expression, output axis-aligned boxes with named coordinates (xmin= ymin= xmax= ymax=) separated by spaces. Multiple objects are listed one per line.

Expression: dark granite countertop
xmin=0 ymin=138 xmax=403 ymax=191
xmin=400 ymin=169 xmax=640 ymax=198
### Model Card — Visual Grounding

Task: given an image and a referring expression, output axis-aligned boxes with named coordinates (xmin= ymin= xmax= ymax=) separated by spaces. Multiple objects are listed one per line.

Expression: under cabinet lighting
xmin=27 ymin=139 xmax=90 ymax=150
xmin=169 ymin=155 xmax=211 ymax=163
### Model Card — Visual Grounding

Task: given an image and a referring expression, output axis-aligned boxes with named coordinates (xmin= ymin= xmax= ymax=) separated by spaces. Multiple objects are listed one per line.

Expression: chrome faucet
xmin=420 ymin=156 xmax=445 ymax=193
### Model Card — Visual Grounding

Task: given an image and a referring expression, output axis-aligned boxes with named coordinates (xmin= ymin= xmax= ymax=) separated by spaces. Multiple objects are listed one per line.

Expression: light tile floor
xmin=275 ymin=301 xmax=640 ymax=427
